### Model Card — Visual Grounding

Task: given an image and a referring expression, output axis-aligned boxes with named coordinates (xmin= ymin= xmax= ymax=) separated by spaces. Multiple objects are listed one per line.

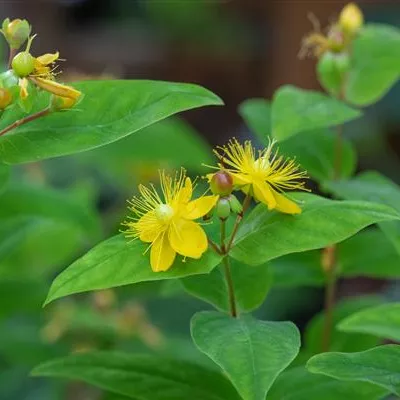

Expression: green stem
xmin=222 ymin=256 xmax=237 ymax=318
xmin=226 ymin=194 xmax=252 ymax=252
xmin=8 ymin=47 xmax=16 ymax=69
xmin=0 ymin=107 xmax=51 ymax=137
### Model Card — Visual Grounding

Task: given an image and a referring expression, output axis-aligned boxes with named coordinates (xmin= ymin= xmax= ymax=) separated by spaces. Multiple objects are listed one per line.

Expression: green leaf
xmin=45 ymin=234 xmax=222 ymax=305
xmin=269 ymin=251 xmax=325 ymax=287
xmin=307 ymin=345 xmax=400 ymax=396
xmin=0 ymin=165 xmax=9 ymax=193
xmin=339 ymin=229 xmax=400 ymax=278
xmin=279 ymin=130 xmax=357 ymax=182
xmin=266 ymin=366 xmax=387 ymax=400
xmin=78 ymin=117 xmax=213 ymax=179
xmin=325 ymin=171 xmax=400 ymax=255
xmin=230 ymin=192 xmax=400 ymax=266
xmin=304 ymin=296 xmax=382 ymax=354
xmin=270 ymin=85 xmax=361 ymax=141
xmin=182 ymin=259 xmax=271 ymax=312
xmin=238 ymin=99 xmax=271 ymax=143
xmin=31 ymin=352 xmax=240 ymax=400
xmin=346 ymin=24 xmax=400 ymax=106
xmin=0 ymin=80 xmax=223 ymax=164
xmin=338 ymin=302 xmax=400 ymax=342
xmin=191 ymin=311 xmax=300 ymax=400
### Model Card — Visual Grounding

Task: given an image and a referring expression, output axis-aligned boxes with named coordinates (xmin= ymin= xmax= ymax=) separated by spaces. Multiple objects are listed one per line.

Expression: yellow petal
xmin=30 ymin=77 xmax=81 ymax=100
xmin=174 ymin=176 xmax=192 ymax=206
xmin=36 ymin=52 xmax=59 ymax=66
xmin=150 ymin=232 xmax=176 ymax=272
xmin=273 ymin=190 xmax=301 ymax=214
xmin=231 ymin=173 xmax=251 ymax=187
xmin=136 ymin=210 xmax=164 ymax=243
xmin=252 ymin=181 xmax=276 ymax=210
xmin=169 ymin=219 xmax=207 ymax=259
xmin=185 ymin=195 xmax=218 ymax=220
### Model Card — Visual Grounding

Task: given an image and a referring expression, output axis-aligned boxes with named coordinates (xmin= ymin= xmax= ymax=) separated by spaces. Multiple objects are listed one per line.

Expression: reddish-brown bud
xmin=210 ymin=171 xmax=233 ymax=196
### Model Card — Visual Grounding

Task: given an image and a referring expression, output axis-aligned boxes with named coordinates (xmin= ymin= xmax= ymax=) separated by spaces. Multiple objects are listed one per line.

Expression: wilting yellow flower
xmin=18 ymin=78 xmax=29 ymax=99
xmin=30 ymin=77 xmax=81 ymax=100
xmin=33 ymin=52 xmax=60 ymax=79
xmin=213 ymin=139 xmax=307 ymax=214
xmin=123 ymin=170 xmax=218 ymax=272
xmin=339 ymin=3 xmax=363 ymax=35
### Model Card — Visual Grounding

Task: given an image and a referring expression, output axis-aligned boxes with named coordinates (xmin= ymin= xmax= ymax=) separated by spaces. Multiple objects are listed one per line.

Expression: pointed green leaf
xmin=0 ymin=80 xmax=223 ymax=164
xmin=338 ymin=302 xmax=400 ymax=342
xmin=230 ymin=193 xmax=400 ymax=266
xmin=266 ymin=366 xmax=387 ymax=400
xmin=304 ymin=296 xmax=382 ymax=354
xmin=45 ymin=234 xmax=222 ymax=305
xmin=182 ymin=259 xmax=271 ymax=312
xmin=307 ymin=345 xmax=400 ymax=396
xmin=271 ymin=85 xmax=361 ymax=141
xmin=345 ymin=24 xmax=400 ymax=106
xmin=32 ymin=352 xmax=240 ymax=400
xmin=191 ymin=311 xmax=300 ymax=400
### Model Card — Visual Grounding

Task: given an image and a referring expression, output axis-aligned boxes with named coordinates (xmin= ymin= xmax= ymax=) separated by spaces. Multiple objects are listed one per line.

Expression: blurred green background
xmin=0 ymin=1 xmax=399 ymax=399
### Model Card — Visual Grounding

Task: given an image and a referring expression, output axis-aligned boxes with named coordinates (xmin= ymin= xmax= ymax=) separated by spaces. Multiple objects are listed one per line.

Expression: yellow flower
xmin=339 ymin=3 xmax=363 ymax=35
xmin=213 ymin=139 xmax=307 ymax=214
xmin=123 ymin=170 xmax=218 ymax=272
xmin=33 ymin=52 xmax=60 ymax=79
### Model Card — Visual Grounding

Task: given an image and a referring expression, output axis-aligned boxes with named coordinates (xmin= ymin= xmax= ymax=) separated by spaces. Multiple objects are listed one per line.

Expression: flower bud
xmin=1 ymin=18 xmax=31 ymax=50
xmin=317 ymin=51 xmax=350 ymax=97
xmin=216 ymin=197 xmax=231 ymax=220
xmin=339 ymin=3 xmax=363 ymax=35
xmin=0 ymin=88 xmax=12 ymax=109
xmin=228 ymin=194 xmax=243 ymax=215
xmin=12 ymin=51 xmax=35 ymax=77
xmin=210 ymin=171 xmax=233 ymax=196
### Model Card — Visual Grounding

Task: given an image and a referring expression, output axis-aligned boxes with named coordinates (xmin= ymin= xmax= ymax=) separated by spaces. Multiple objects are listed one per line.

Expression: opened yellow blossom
xmin=213 ymin=139 xmax=307 ymax=214
xmin=123 ymin=170 xmax=218 ymax=272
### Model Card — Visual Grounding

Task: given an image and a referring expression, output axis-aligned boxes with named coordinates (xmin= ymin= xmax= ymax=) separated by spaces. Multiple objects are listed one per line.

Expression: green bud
xmin=12 ymin=51 xmax=35 ymax=77
xmin=210 ymin=171 xmax=233 ymax=196
xmin=1 ymin=18 xmax=31 ymax=50
xmin=228 ymin=194 xmax=243 ymax=215
xmin=317 ymin=51 xmax=350 ymax=97
xmin=0 ymin=88 xmax=12 ymax=109
xmin=216 ymin=198 xmax=231 ymax=220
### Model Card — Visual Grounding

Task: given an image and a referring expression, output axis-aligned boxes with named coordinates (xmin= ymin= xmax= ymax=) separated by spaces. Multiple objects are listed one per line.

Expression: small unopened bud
xmin=0 ymin=88 xmax=12 ymax=109
xmin=339 ymin=3 xmax=363 ymax=35
xmin=228 ymin=194 xmax=243 ymax=215
xmin=210 ymin=171 xmax=233 ymax=196
xmin=216 ymin=197 xmax=231 ymax=220
xmin=317 ymin=51 xmax=350 ymax=97
xmin=1 ymin=18 xmax=31 ymax=50
xmin=12 ymin=51 xmax=35 ymax=77
xmin=51 ymin=95 xmax=78 ymax=111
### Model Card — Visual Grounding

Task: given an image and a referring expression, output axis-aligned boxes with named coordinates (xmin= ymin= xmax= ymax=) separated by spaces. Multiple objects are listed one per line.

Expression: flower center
xmin=155 ymin=204 xmax=174 ymax=223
